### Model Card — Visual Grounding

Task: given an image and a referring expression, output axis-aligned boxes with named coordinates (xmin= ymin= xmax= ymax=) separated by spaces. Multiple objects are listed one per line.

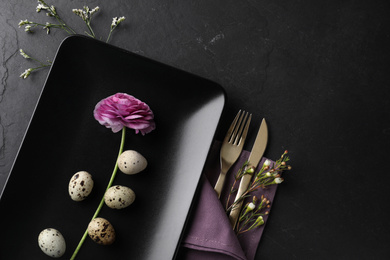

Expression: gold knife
xmin=229 ymin=118 xmax=268 ymax=228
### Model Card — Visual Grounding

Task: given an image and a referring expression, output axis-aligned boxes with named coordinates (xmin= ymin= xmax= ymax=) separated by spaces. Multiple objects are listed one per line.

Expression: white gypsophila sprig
xmin=19 ymin=60 xmax=51 ymax=78
xmin=90 ymin=6 xmax=100 ymax=15
xmin=20 ymin=49 xmax=30 ymax=59
xmin=18 ymin=19 xmax=32 ymax=27
xmin=20 ymin=68 xmax=32 ymax=79
xmin=49 ymin=5 xmax=56 ymax=15
xmin=72 ymin=6 xmax=99 ymax=22
xmin=72 ymin=6 xmax=99 ymax=37
xmin=19 ymin=48 xmax=52 ymax=79
xmin=111 ymin=17 xmax=118 ymax=27
xmin=36 ymin=0 xmax=57 ymax=17
xmin=24 ymin=25 xmax=32 ymax=32
xmin=19 ymin=2 xmax=126 ymax=80
xmin=43 ymin=22 xmax=51 ymax=34
xmin=36 ymin=3 xmax=49 ymax=13
xmin=111 ymin=16 xmax=125 ymax=29
xmin=20 ymin=1 xmax=76 ymax=35
xmin=19 ymin=19 xmax=36 ymax=33
xmin=72 ymin=8 xmax=87 ymax=21
xmin=36 ymin=0 xmax=75 ymax=34
xmin=107 ymin=16 xmax=125 ymax=43
xmin=75 ymin=6 xmax=100 ymax=23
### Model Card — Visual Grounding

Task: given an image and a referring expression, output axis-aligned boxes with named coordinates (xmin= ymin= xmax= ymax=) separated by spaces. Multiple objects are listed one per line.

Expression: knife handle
xmin=229 ymin=173 xmax=252 ymax=228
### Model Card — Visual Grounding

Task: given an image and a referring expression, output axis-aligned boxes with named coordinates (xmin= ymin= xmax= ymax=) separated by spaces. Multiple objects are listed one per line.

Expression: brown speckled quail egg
xmin=87 ymin=217 xmax=116 ymax=245
xmin=104 ymin=185 xmax=136 ymax=209
xmin=38 ymin=228 xmax=66 ymax=258
xmin=68 ymin=171 xmax=94 ymax=201
xmin=117 ymin=150 xmax=147 ymax=175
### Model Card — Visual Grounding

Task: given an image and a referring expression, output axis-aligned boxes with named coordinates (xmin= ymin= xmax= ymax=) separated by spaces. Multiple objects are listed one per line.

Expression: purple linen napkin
xmin=179 ymin=141 xmax=279 ymax=260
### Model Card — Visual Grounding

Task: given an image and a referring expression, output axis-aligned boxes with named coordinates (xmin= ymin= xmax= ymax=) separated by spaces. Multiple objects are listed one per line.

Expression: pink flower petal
xmin=93 ymin=93 xmax=156 ymax=134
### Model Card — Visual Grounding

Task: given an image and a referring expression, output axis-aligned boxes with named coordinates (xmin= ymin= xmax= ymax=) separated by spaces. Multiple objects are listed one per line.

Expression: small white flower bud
xmin=18 ymin=19 xmax=29 ymax=27
xmin=111 ymin=17 xmax=118 ymax=27
xmin=20 ymin=68 xmax=32 ymax=79
xmin=264 ymin=159 xmax=271 ymax=167
xmin=90 ymin=6 xmax=99 ymax=15
xmin=20 ymin=49 xmax=30 ymax=59
xmin=274 ymin=177 xmax=283 ymax=184
xmin=117 ymin=16 xmax=125 ymax=23
xmin=246 ymin=167 xmax=255 ymax=174
xmin=36 ymin=3 xmax=48 ymax=13
xmin=111 ymin=16 xmax=125 ymax=28
xmin=24 ymin=25 xmax=32 ymax=32
xmin=243 ymin=202 xmax=256 ymax=215
xmin=254 ymin=216 xmax=264 ymax=227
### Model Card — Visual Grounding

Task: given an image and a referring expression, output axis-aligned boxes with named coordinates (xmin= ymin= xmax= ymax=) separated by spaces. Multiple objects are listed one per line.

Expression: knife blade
xmin=229 ymin=118 xmax=268 ymax=228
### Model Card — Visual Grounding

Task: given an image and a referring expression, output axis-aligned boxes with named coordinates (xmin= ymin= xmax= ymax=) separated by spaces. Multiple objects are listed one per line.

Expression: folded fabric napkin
xmin=178 ymin=141 xmax=279 ymax=260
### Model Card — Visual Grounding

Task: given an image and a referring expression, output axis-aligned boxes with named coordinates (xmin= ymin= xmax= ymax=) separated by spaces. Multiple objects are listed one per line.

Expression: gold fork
xmin=214 ymin=110 xmax=252 ymax=198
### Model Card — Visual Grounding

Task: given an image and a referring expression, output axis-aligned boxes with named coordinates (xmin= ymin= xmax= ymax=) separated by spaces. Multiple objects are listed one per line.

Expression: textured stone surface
xmin=0 ymin=1 xmax=389 ymax=259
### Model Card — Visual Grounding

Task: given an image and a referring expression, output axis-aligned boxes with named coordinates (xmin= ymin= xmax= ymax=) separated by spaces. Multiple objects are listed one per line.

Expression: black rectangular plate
xmin=0 ymin=35 xmax=225 ymax=259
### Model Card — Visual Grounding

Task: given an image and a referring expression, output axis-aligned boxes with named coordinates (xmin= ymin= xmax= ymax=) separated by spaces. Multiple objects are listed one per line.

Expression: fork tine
xmin=233 ymin=111 xmax=249 ymax=145
xmin=229 ymin=110 xmax=245 ymax=143
xmin=238 ymin=113 xmax=251 ymax=146
xmin=223 ymin=110 xmax=242 ymax=142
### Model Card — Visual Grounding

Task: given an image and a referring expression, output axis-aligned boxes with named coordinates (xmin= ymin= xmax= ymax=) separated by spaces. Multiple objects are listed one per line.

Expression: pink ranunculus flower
xmin=93 ymin=93 xmax=156 ymax=135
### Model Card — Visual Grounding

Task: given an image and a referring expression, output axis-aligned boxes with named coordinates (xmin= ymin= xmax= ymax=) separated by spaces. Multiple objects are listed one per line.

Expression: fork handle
xmin=214 ymin=171 xmax=226 ymax=199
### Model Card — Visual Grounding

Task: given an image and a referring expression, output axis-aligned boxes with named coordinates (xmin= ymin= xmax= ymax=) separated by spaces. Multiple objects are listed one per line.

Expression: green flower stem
xmin=225 ymin=161 xmax=249 ymax=211
xmin=31 ymin=64 xmax=51 ymax=71
xmin=85 ymin=21 xmax=96 ymax=38
xmin=28 ymin=22 xmax=74 ymax=35
xmin=238 ymin=220 xmax=259 ymax=234
xmin=29 ymin=56 xmax=51 ymax=67
xmin=54 ymin=17 xmax=76 ymax=34
xmin=70 ymin=127 xmax=126 ymax=260
xmin=106 ymin=28 xmax=114 ymax=43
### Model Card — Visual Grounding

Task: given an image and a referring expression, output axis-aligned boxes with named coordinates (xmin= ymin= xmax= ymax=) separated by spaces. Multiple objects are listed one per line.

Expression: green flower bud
xmin=254 ymin=216 xmax=264 ymax=227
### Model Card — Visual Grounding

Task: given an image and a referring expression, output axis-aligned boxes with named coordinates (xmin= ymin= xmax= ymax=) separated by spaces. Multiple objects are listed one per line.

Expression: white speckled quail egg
xmin=68 ymin=171 xmax=94 ymax=201
xmin=38 ymin=228 xmax=66 ymax=258
xmin=117 ymin=150 xmax=147 ymax=175
xmin=104 ymin=185 xmax=136 ymax=209
xmin=87 ymin=217 xmax=116 ymax=245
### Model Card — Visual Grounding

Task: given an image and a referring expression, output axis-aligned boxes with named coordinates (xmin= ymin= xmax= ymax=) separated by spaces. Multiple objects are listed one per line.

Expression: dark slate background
xmin=1 ymin=0 xmax=389 ymax=259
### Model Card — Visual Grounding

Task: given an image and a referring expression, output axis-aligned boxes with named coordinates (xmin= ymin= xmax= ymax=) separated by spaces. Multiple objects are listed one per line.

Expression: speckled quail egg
xmin=38 ymin=228 xmax=66 ymax=258
xmin=117 ymin=150 xmax=147 ymax=175
xmin=68 ymin=171 xmax=94 ymax=201
xmin=104 ymin=185 xmax=136 ymax=209
xmin=87 ymin=217 xmax=116 ymax=245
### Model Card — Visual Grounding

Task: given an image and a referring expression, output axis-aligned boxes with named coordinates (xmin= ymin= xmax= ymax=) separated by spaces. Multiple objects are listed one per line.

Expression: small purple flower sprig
xmin=18 ymin=0 xmax=125 ymax=79
xmin=70 ymin=93 xmax=155 ymax=260
xmin=226 ymin=150 xmax=291 ymax=234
